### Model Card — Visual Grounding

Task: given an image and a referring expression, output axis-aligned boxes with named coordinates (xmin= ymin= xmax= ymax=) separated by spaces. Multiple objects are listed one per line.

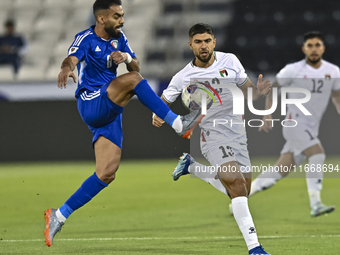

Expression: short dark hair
xmin=189 ymin=23 xmax=214 ymax=38
xmin=5 ymin=20 xmax=14 ymax=27
xmin=93 ymin=0 xmax=122 ymax=15
xmin=303 ymin=31 xmax=324 ymax=43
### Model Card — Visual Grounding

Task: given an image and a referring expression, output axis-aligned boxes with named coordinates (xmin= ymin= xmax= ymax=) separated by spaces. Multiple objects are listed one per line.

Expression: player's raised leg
xmin=106 ymin=72 xmax=183 ymax=133
xmin=218 ymin=161 xmax=270 ymax=254
xmin=173 ymin=153 xmax=228 ymax=195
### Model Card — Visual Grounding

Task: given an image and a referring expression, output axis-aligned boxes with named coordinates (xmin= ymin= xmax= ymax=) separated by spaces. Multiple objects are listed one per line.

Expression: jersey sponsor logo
xmin=69 ymin=47 xmax=79 ymax=55
xmin=219 ymin=69 xmax=228 ymax=77
xmin=111 ymin=40 xmax=118 ymax=49
xmin=95 ymin=46 xmax=101 ymax=52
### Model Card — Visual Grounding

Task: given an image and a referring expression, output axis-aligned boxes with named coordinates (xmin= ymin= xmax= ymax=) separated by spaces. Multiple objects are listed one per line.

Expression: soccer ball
xmin=181 ymin=81 xmax=213 ymax=111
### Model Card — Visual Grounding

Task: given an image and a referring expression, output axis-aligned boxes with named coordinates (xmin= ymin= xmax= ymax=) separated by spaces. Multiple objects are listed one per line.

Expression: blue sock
xmin=134 ymin=79 xmax=178 ymax=125
xmin=59 ymin=173 xmax=108 ymax=219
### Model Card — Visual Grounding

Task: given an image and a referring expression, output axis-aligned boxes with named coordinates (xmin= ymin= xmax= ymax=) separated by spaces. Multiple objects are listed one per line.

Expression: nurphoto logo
xmin=191 ymin=78 xmax=312 ymax=128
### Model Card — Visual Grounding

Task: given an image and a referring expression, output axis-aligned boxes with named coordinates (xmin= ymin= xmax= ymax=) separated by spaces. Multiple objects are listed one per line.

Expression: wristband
xmin=124 ymin=53 xmax=132 ymax=64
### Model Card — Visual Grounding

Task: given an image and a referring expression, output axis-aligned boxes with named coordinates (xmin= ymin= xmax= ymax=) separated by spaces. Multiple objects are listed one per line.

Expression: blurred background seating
xmin=0 ymin=0 xmax=339 ymax=82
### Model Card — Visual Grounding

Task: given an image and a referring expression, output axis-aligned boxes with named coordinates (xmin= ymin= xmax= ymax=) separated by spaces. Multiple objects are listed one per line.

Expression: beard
xmin=104 ymin=25 xmax=122 ymax=39
xmin=196 ymin=52 xmax=213 ymax=63
xmin=307 ymin=56 xmax=321 ymax=65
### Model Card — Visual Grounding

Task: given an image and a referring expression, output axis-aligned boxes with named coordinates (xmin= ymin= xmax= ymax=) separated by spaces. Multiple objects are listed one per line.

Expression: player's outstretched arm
xmin=331 ymin=89 xmax=340 ymax=115
xmin=57 ymin=56 xmax=78 ymax=89
xmin=240 ymin=74 xmax=271 ymax=101
xmin=259 ymin=80 xmax=281 ymax=133
xmin=255 ymin=74 xmax=272 ymax=98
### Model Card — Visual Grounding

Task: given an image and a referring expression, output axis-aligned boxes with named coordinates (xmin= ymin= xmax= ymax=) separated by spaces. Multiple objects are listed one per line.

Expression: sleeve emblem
xmin=68 ymin=47 xmax=79 ymax=55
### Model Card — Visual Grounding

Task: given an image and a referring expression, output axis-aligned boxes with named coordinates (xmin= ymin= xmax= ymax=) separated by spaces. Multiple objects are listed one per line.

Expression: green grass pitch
xmin=0 ymin=157 xmax=339 ymax=254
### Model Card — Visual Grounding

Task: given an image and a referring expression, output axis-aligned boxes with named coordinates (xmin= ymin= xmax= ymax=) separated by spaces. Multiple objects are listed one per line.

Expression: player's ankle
xmin=56 ymin=209 xmax=67 ymax=223
xmin=171 ymin=116 xmax=183 ymax=133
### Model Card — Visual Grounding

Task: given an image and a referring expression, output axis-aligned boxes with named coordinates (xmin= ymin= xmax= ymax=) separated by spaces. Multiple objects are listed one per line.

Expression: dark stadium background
xmin=1 ymin=0 xmax=340 ymax=162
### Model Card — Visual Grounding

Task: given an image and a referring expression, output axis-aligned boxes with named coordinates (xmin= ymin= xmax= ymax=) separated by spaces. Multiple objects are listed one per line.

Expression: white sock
xmin=306 ymin=153 xmax=325 ymax=208
xmin=232 ymin=196 xmax=260 ymax=250
xmin=249 ymin=167 xmax=282 ymax=197
xmin=308 ymin=190 xmax=321 ymax=208
xmin=189 ymin=161 xmax=228 ymax=195
xmin=171 ymin=116 xmax=182 ymax=133
xmin=56 ymin=208 xmax=67 ymax=223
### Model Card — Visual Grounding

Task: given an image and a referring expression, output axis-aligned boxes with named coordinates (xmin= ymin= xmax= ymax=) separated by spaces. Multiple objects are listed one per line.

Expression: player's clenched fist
xmin=110 ymin=51 xmax=128 ymax=65
xmin=152 ymin=113 xmax=165 ymax=127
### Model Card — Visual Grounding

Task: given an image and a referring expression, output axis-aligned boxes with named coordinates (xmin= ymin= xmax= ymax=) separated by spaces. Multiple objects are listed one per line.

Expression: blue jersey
xmin=68 ymin=26 xmax=136 ymax=98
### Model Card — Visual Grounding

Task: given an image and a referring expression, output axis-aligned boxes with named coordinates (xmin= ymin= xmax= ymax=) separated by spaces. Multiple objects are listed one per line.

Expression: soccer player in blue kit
xmin=44 ymin=0 xmax=190 ymax=246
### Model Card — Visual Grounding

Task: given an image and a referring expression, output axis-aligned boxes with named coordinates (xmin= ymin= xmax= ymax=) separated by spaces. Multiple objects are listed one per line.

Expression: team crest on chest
xmin=111 ymin=40 xmax=119 ymax=49
xmin=325 ymin=74 xmax=331 ymax=80
xmin=219 ymin=69 xmax=228 ymax=77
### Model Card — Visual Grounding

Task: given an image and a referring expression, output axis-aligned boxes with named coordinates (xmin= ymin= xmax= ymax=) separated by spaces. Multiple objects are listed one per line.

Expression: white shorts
xmin=281 ymin=123 xmax=320 ymax=165
xmin=200 ymin=130 xmax=251 ymax=173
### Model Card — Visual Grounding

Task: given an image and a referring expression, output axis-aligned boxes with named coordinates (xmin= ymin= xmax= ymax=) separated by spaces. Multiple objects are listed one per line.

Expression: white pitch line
xmin=1 ymin=234 xmax=340 ymax=243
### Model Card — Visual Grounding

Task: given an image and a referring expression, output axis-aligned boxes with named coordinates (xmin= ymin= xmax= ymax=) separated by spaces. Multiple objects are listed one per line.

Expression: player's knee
xmin=222 ymin=177 xmax=246 ymax=189
xmin=116 ymin=71 xmax=143 ymax=92
xmin=220 ymin=177 xmax=247 ymax=198
xmin=97 ymin=164 xmax=119 ymax=184
xmin=128 ymin=71 xmax=143 ymax=85
xmin=99 ymin=171 xmax=117 ymax=184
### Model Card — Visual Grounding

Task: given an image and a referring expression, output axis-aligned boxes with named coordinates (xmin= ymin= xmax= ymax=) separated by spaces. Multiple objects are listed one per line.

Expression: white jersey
xmin=162 ymin=51 xmax=249 ymax=141
xmin=276 ymin=59 xmax=340 ymax=130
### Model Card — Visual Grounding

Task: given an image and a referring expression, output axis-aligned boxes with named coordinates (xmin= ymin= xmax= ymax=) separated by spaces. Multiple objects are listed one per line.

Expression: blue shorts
xmin=77 ymin=82 xmax=124 ymax=149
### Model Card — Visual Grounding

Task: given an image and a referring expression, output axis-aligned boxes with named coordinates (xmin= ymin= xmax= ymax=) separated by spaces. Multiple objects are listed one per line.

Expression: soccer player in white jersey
xmin=153 ymin=23 xmax=271 ymax=255
xmin=247 ymin=31 xmax=340 ymax=217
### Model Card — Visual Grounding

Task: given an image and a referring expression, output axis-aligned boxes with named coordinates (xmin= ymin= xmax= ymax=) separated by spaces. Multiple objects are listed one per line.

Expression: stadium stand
xmin=142 ymin=0 xmax=233 ymax=80
xmin=1 ymin=0 xmax=339 ymax=81
xmin=0 ymin=0 xmax=159 ymax=81
xmin=224 ymin=0 xmax=340 ymax=73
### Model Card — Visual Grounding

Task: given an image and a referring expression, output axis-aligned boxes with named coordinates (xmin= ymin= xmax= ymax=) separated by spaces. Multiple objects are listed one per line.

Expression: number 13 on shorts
xmin=219 ymin=146 xmax=235 ymax=158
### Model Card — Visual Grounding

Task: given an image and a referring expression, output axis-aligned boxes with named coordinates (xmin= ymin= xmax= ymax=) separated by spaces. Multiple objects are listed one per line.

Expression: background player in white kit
xmin=153 ymin=23 xmax=272 ymax=255
xmin=247 ymin=31 xmax=340 ymax=217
